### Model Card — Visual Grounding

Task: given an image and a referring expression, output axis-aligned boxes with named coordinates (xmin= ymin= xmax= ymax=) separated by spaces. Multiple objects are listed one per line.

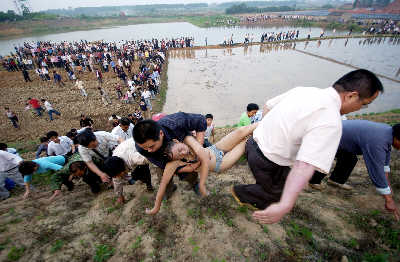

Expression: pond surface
xmin=0 ymin=22 xmax=342 ymax=55
xmin=165 ymin=38 xmax=400 ymax=126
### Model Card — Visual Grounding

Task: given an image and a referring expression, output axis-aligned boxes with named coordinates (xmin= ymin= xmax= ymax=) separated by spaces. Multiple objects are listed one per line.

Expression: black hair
xmin=76 ymin=129 xmax=97 ymax=147
xmin=333 ymin=69 xmax=384 ymax=99
xmin=133 ymin=120 xmax=161 ymax=144
xmin=120 ymin=117 xmax=131 ymax=126
xmin=0 ymin=143 xmax=7 ymax=151
xmin=40 ymin=136 xmax=48 ymax=143
xmin=103 ymin=156 xmax=126 ymax=177
xmin=18 ymin=161 xmax=38 ymax=176
xmin=46 ymin=131 xmax=58 ymax=139
xmin=69 ymin=161 xmax=87 ymax=174
xmin=65 ymin=131 xmax=75 ymax=139
xmin=163 ymin=140 xmax=178 ymax=161
xmin=393 ymin=124 xmax=400 ymax=140
xmin=246 ymin=103 xmax=259 ymax=112
xmin=205 ymin=114 xmax=213 ymax=119
xmin=81 ymin=119 xmax=93 ymax=127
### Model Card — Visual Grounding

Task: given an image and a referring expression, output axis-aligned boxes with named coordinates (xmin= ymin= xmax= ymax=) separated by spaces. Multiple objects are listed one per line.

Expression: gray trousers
xmin=0 ymin=167 xmax=25 ymax=200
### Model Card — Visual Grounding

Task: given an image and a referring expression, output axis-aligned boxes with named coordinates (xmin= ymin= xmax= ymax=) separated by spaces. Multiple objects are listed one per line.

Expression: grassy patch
xmin=31 ymin=170 xmax=54 ymax=187
xmin=0 ymin=238 xmax=11 ymax=251
xmin=50 ymin=239 xmax=64 ymax=254
xmin=6 ymin=139 xmax=38 ymax=154
xmin=94 ymin=244 xmax=115 ymax=262
xmin=131 ymin=236 xmax=142 ymax=250
xmin=7 ymin=246 xmax=25 ymax=261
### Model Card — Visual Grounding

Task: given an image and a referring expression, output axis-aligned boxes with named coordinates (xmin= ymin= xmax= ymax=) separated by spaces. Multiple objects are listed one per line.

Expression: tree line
xmin=0 ymin=10 xmax=56 ymax=22
xmin=225 ymin=3 xmax=295 ymax=14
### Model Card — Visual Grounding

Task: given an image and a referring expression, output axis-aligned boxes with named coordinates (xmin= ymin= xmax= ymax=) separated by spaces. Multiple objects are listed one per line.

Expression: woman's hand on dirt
xmin=145 ymin=207 xmax=159 ymax=215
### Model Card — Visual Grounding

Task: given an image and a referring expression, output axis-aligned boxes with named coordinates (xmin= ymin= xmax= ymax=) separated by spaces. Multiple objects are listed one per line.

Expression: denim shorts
xmin=207 ymin=144 xmax=224 ymax=173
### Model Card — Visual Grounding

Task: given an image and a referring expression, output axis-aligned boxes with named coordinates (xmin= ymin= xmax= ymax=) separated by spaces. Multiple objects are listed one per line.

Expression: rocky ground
xmin=0 ymin=66 xmax=400 ymax=261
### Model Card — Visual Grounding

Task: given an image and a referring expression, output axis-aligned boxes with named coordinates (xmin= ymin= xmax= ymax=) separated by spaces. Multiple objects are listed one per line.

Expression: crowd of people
xmin=1 ymin=66 xmax=399 ymax=225
xmin=240 ymin=14 xmax=322 ymax=24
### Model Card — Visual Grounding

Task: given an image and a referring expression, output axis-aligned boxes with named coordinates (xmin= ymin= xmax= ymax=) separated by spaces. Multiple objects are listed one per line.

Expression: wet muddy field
xmin=165 ymin=37 xmax=400 ymax=126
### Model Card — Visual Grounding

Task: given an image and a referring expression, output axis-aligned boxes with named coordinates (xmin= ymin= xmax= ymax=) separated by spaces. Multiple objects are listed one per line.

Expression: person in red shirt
xmin=27 ymin=97 xmax=44 ymax=116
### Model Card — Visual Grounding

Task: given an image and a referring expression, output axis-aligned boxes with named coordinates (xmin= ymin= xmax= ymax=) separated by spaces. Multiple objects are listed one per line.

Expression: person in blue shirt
xmin=18 ymin=156 xmax=65 ymax=199
xmin=310 ymin=120 xmax=400 ymax=220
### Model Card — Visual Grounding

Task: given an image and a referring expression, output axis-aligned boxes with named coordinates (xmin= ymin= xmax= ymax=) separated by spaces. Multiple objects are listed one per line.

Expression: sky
xmin=1 ymin=0 xmax=263 ymax=12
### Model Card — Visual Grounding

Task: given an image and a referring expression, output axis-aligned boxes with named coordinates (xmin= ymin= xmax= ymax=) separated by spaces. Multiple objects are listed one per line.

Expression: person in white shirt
xmin=142 ymin=88 xmax=152 ymax=111
xmin=111 ymin=117 xmax=134 ymax=141
xmin=77 ymin=129 xmax=123 ymax=183
xmin=104 ymin=138 xmax=153 ymax=204
xmin=75 ymin=78 xmax=87 ymax=98
xmin=46 ymin=131 xmax=73 ymax=156
xmin=0 ymin=150 xmax=24 ymax=200
xmin=41 ymin=99 xmax=61 ymax=121
xmin=231 ymin=69 xmax=383 ymax=224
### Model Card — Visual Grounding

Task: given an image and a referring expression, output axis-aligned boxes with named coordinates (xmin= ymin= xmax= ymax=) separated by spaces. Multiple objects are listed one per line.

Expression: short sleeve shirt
xmin=254 ymin=87 xmax=342 ymax=173
xmin=78 ymin=131 xmax=119 ymax=162
xmin=25 ymin=156 xmax=65 ymax=183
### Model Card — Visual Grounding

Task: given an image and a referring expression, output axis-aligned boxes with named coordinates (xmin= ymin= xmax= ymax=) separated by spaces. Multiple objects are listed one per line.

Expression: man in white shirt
xmin=75 ymin=78 xmax=87 ymax=98
xmin=41 ymin=99 xmax=61 ymax=121
xmin=231 ymin=69 xmax=383 ymax=224
xmin=107 ymin=138 xmax=153 ymax=203
xmin=46 ymin=131 xmax=73 ymax=156
xmin=0 ymin=150 xmax=24 ymax=200
xmin=111 ymin=117 xmax=134 ymax=141
xmin=142 ymin=88 xmax=152 ymax=111
xmin=77 ymin=129 xmax=122 ymax=183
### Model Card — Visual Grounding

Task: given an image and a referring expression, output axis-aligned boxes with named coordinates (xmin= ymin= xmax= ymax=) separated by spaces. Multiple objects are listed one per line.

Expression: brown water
xmin=165 ymin=38 xmax=400 ymax=126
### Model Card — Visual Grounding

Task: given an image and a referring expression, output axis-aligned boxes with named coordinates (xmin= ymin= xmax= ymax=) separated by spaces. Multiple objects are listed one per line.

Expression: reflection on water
xmin=0 ymin=22 xmax=344 ymax=55
xmin=297 ymin=37 xmax=400 ymax=79
xmin=165 ymin=38 xmax=400 ymax=126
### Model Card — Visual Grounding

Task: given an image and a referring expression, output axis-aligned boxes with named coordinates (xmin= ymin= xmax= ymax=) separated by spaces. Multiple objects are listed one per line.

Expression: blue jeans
xmin=34 ymin=107 xmax=43 ymax=116
xmin=48 ymin=109 xmax=61 ymax=121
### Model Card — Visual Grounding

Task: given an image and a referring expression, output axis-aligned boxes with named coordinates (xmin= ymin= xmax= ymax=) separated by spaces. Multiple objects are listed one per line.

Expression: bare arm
xmin=146 ymin=161 xmax=183 ymax=215
xmin=262 ymin=104 xmax=270 ymax=118
xmin=184 ymin=135 xmax=209 ymax=197
xmin=86 ymin=160 xmax=110 ymax=183
xmin=195 ymin=131 xmax=205 ymax=146
xmin=384 ymin=172 xmax=399 ymax=221
xmin=253 ymin=161 xmax=315 ymax=224
xmin=23 ymin=182 xmax=31 ymax=199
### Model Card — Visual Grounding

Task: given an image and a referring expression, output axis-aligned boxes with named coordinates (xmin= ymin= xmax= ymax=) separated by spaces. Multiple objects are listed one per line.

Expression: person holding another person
xmin=145 ymin=122 xmax=258 ymax=215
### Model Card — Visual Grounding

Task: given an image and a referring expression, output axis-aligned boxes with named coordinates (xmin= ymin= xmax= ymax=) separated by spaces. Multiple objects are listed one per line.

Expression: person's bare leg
xmin=218 ymin=140 xmax=246 ymax=172
xmin=215 ymin=122 xmax=258 ymax=152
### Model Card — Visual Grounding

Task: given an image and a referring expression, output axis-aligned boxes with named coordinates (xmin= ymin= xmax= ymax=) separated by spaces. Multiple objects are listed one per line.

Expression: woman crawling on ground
xmin=146 ymin=122 xmax=258 ymax=215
